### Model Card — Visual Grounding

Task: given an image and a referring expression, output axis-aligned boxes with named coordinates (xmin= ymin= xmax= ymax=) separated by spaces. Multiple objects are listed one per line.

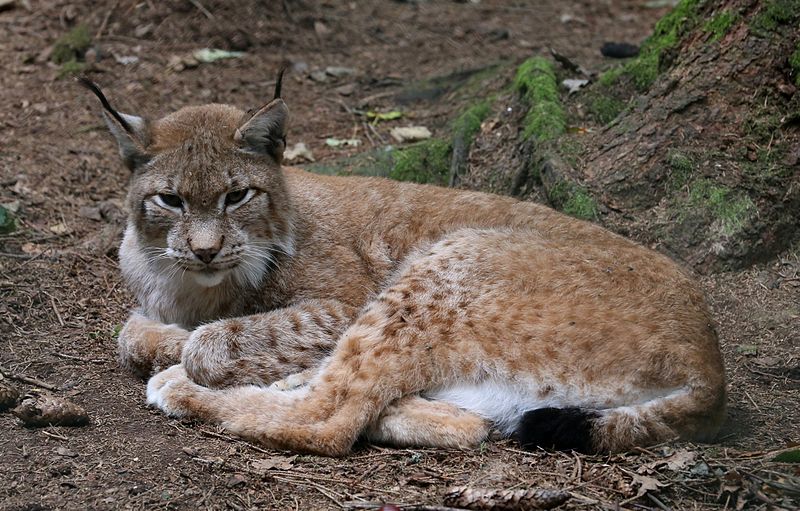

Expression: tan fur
xmin=96 ymin=92 xmax=726 ymax=456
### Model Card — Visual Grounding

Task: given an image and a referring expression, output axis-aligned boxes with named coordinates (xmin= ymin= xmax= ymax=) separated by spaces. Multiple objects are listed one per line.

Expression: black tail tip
xmin=514 ymin=407 xmax=600 ymax=454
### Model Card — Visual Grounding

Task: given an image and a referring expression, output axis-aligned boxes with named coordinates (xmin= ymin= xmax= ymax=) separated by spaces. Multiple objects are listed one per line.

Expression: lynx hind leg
xmin=118 ymin=312 xmax=190 ymax=377
xmin=365 ymin=396 xmax=489 ymax=449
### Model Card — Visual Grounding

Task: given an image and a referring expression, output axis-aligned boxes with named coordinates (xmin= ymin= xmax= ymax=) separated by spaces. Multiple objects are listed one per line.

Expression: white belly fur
xmin=425 ymin=380 xmax=685 ymax=435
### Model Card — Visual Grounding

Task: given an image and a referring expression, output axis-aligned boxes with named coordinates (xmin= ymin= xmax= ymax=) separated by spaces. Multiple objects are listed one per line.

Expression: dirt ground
xmin=1 ymin=1 xmax=798 ymax=510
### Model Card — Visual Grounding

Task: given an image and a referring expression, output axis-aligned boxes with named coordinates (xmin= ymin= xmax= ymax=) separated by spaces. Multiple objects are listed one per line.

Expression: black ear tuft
xmin=78 ymin=76 xmax=151 ymax=171
xmin=77 ymin=76 xmax=133 ymax=133
xmin=273 ymin=65 xmax=287 ymax=100
xmin=515 ymin=407 xmax=600 ymax=453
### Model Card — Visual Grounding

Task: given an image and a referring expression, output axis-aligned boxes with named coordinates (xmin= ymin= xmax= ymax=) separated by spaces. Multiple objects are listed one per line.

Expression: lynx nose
xmin=192 ymin=247 xmax=219 ymax=264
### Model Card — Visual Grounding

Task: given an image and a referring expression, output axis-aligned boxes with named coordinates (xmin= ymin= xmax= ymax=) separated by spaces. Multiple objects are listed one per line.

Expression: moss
xmin=667 ymin=149 xmax=694 ymax=189
xmin=598 ymin=67 xmax=625 ymax=88
xmin=790 ymin=43 xmax=800 ymax=87
xmin=548 ymin=180 xmax=598 ymax=221
xmin=51 ymin=25 xmax=91 ymax=64
xmin=590 ymin=95 xmax=625 ymax=124
xmin=514 ymin=57 xmax=566 ymax=141
xmin=0 ymin=205 xmax=16 ymax=234
xmin=557 ymin=137 xmax=583 ymax=169
xmin=389 ymin=139 xmax=451 ymax=184
xmin=703 ymin=10 xmax=738 ymax=42
xmin=452 ymin=100 xmax=491 ymax=143
xmin=750 ymin=0 xmax=800 ymax=34
xmin=687 ymin=180 xmax=755 ymax=236
xmin=57 ymin=59 xmax=86 ymax=78
xmin=601 ymin=0 xmax=701 ymax=91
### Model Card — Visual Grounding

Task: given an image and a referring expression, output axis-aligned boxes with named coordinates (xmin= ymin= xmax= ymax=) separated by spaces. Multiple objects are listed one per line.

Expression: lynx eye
xmin=225 ymin=188 xmax=252 ymax=207
xmin=155 ymin=193 xmax=183 ymax=210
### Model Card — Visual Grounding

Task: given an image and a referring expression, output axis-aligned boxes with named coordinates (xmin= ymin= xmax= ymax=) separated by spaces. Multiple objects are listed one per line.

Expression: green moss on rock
xmin=590 ymin=95 xmax=625 ymax=124
xmin=790 ymin=43 xmax=800 ymax=86
xmin=703 ymin=10 xmax=738 ymax=42
xmin=750 ymin=0 xmax=800 ymax=34
xmin=667 ymin=149 xmax=694 ymax=189
xmin=514 ymin=57 xmax=566 ymax=141
xmin=0 ymin=205 xmax=16 ymax=235
xmin=52 ymin=25 xmax=91 ymax=64
xmin=547 ymin=180 xmax=598 ymax=221
xmin=452 ymin=100 xmax=491 ymax=143
xmin=601 ymin=0 xmax=701 ymax=91
xmin=390 ymin=139 xmax=451 ymax=184
xmin=688 ymin=180 xmax=755 ymax=236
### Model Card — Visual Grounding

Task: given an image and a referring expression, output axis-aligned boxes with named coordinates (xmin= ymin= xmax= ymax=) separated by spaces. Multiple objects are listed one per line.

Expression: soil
xmin=0 ymin=1 xmax=798 ymax=510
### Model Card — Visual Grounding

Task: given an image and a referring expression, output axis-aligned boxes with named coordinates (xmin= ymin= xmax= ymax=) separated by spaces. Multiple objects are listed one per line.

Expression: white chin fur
xmin=191 ymin=269 xmax=231 ymax=287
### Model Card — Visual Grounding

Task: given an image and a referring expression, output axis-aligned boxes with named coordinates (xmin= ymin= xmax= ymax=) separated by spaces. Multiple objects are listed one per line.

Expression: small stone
xmin=334 ymin=83 xmax=356 ymax=96
xmin=225 ymin=473 xmax=248 ymax=488
xmin=314 ymin=21 xmax=331 ymax=36
xmin=181 ymin=447 xmax=199 ymax=457
xmin=325 ymin=66 xmax=355 ymax=78
xmin=56 ymin=447 xmax=78 ymax=458
xmin=309 ymin=70 xmax=328 ymax=83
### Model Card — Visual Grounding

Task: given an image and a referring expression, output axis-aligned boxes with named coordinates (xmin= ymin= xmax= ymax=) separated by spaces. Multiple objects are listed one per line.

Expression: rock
xmin=601 ymin=42 xmax=640 ymax=58
xmin=309 ymin=70 xmax=328 ymax=83
xmin=13 ymin=394 xmax=90 ymax=427
xmin=325 ymin=66 xmax=355 ymax=78
xmin=334 ymin=83 xmax=356 ymax=96
xmin=313 ymin=20 xmax=331 ymax=36
xmin=562 ymin=78 xmax=589 ymax=94
xmin=390 ymin=126 xmax=432 ymax=143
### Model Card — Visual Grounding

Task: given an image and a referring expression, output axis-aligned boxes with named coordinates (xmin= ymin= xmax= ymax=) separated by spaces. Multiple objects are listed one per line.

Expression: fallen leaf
xmin=631 ymin=474 xmax=666 ymax=498
xmin=562 ymin=78 xmax=589 ymax=94
xmin=736 ymin=344 xmax=758 ymax=356
xmin=390 ymin=126 xmax=432 ymax=143
xmin=49 ymin=223 xmax=71 ymax=235
xmin=251 ymin=455 xmax=297 ymax=473
xmin=773 ymin=449 xmax=800 ymax=463
xmin=664 ymin=448 xmax=696 ymax=471
xmin=20 ymin=242 xmax=41 ymax=255
xmin=367 ymin=110 xmax=403 ymax=122
xmin=193 ymin=48 xmax=244 ymax=63
xmin=284 ymin=142 xmax=315 ymax=162
xmin=325 ymin=137 xmax=361 ymax=148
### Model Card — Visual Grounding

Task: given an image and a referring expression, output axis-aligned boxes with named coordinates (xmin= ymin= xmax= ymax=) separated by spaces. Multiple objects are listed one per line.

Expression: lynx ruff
xmin=83 ymin=74 xmax=726 ymax=456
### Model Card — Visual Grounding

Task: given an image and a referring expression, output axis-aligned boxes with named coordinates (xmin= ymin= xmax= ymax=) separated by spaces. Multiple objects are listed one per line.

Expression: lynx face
xmin=128 ymin=137 xmax=291 ymax=289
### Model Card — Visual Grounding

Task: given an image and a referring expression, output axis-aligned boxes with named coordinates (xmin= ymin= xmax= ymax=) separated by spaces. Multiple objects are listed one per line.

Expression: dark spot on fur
xmin=515 ymin=408 xmax=599 ymax=454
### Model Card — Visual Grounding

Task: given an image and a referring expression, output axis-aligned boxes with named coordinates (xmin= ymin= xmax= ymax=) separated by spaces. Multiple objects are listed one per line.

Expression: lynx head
xmin=82 ymin=72 xmax=294 ymax=292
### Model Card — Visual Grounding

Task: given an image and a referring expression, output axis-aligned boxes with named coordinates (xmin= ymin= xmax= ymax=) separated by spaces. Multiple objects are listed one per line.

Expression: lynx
xmin=82 ymin=73 xmax=726 ymax=456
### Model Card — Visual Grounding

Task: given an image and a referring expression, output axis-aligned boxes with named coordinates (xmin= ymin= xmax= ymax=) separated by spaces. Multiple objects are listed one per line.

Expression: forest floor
xmin=0 ymin=1 xmax=798 ymax=510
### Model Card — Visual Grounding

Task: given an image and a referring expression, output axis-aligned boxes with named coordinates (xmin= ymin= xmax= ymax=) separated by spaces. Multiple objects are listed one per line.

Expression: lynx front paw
xmin=118 ymin=313 xmax=189 ymax=377
xmin=146 ymin=365 xmax=202 ymax=418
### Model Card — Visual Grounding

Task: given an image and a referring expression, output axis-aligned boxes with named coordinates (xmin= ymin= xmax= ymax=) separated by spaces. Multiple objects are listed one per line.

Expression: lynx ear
xmin=234 ymin=99 xmax=288 ymax=160
xmin=78 ymin=77 xmax=151 ymax=171
xmin=234 ymin=67 xmax=289 ymax=160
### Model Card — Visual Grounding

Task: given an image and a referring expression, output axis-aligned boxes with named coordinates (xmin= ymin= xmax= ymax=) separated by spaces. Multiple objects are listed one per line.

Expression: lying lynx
xmin=83 ymin=73 xmax=726 ymax=456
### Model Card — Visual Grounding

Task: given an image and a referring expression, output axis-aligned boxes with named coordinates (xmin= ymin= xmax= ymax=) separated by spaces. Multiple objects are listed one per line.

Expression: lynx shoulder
xmin=83 ymin=74 xmax=726 ymax=455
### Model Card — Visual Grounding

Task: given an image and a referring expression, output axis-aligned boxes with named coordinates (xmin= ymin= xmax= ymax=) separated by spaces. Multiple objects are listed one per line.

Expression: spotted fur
xmin=89 ymin=80 xmax=727 ymax=456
